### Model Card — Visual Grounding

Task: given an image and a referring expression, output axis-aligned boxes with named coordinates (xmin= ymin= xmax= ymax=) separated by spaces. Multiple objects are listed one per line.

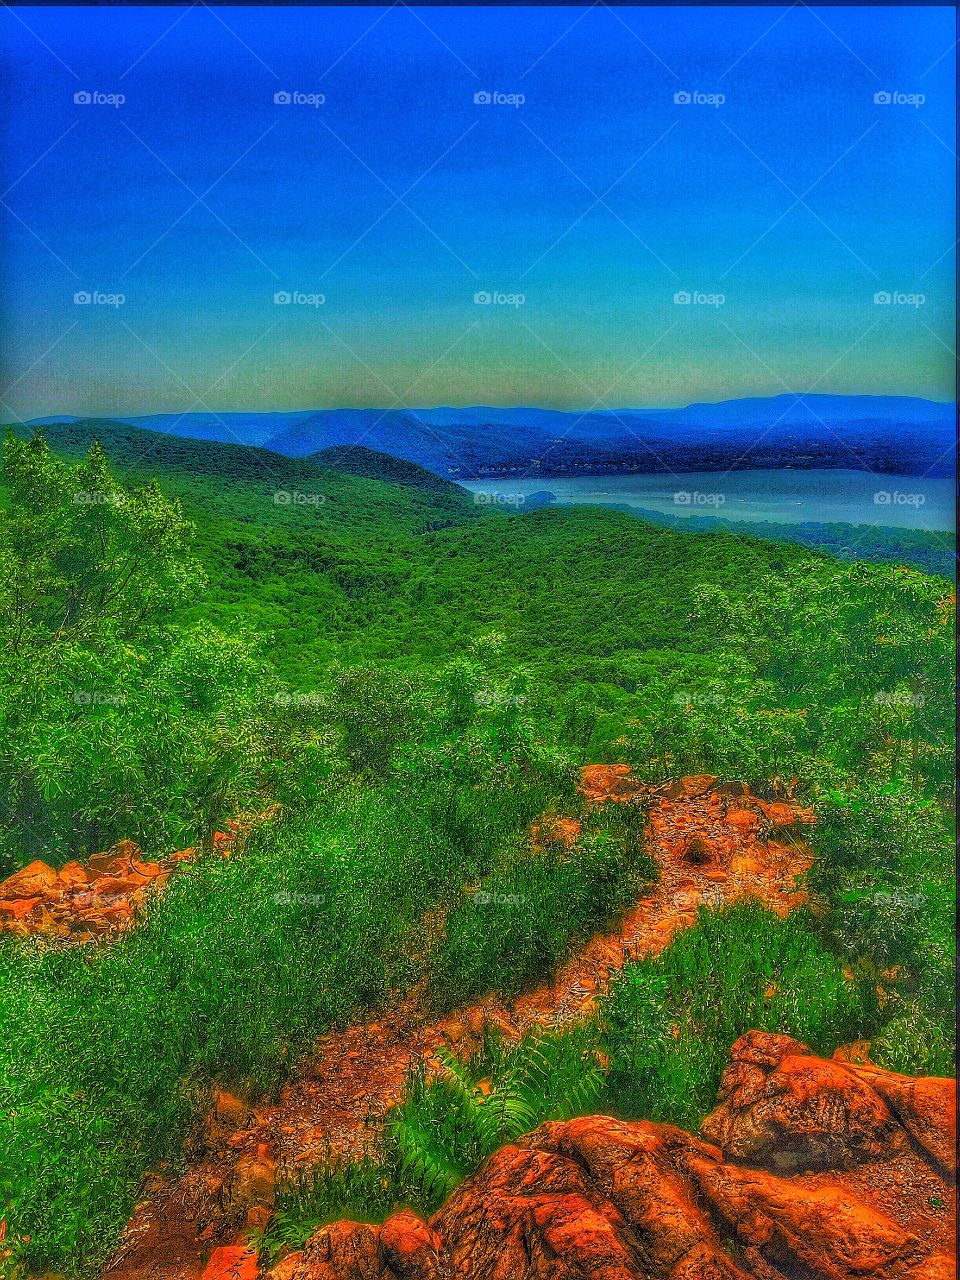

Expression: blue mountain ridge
xmin=27 ymin=395 xmax=955 ymax=479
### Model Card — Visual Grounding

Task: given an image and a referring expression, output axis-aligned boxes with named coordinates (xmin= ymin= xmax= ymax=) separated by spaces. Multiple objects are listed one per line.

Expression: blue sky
xmin=0 ymin=5 xmax=955 ymax=416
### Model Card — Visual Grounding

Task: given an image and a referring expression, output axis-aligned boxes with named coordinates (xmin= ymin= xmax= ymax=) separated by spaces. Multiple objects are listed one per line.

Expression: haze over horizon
xmin=0 ymin=6 xmax=955 ymax=419
xmin=27 ymin=390 xmax=956 ymax=423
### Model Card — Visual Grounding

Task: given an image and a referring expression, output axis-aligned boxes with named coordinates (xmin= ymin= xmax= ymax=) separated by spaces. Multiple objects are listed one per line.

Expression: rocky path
xmin=269 ymin=1032 xmax=956 ymax=1280
xmin=101 ymin=772 xmax=814 ymax=1280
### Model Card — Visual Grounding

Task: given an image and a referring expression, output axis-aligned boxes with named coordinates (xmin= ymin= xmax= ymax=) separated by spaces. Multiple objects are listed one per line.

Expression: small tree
xmin=0 ymin=433 xmax=272 ymax=869
xmin=0 ymin=431 xmax=203 ymax=655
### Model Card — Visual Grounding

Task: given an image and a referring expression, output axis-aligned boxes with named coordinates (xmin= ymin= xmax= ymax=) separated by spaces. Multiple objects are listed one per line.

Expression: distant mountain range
xmin=27 ymin=395 xmax=955 ymax=479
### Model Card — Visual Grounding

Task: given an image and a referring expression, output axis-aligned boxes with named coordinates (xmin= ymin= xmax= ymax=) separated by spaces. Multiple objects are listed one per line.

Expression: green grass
xmin=0 ymin=426 xmax=954 ymax=1277
xmin=431 ymin=798 xmax=655 ymax=1004
xmin=258 ymin=1161 xmax=397 ymax=1266
xmin=602 ymin=900 xmax=873 ymax=1131
xmin=260 ymin=900 xmax=878 ymax=1256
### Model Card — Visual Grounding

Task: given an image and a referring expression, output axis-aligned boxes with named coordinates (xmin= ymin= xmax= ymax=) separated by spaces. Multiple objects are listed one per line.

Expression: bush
xmin=261 ymin=1161 xmax=395 ymax=1265
xmin=871 ymin=1003 xmax=955 ymax=1078
xmin=433 ymin=803 xmax=656 ymax=1005
xmin=810 ymin=787 xmax=955 ymax=976
xmin=603 ymin=901 xmax=871 ymax=1130
xmin=385 ymin=1022 xmax=605 ymax=1214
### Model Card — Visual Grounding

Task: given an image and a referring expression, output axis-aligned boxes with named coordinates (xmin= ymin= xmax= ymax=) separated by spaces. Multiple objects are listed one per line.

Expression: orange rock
xmin=88 ymin=840 xmax=141 ymax=874
xmin=712 ymin=780 xmax=751 ymax=798
xmin=757 ymin=800 xmax=797 ymax=830
xmin=270 ymin=1212 xmax=442 ymax=1280
xmin=725 ymin=809 xmax=759 ymax=833
xmin=688 ymin=1151 xmax=924 ymax=1278
xmin=833 ymin=1041 xmax=873 ymax=1066
xmin=223 ymin=1145 xmax=275 ymax=1220
xmin=701 ymin=1031 xmax=910 ymax=1171
xmin=207 ymin=1090 xmax=258 ymax=1148
xmin=429 ymin=1120 xmax=750 ymax=1280
xmin=579 ymin=764 xmax=643 ymax=803
xmin=846 ymin=1061 xmax=957 ymax=1179
xmin=0 ymin=896 xmax=42 ymax=920
xmin=260 ymin=1032 xmax=955 ymax=1280
xmin=57 ymin=860 xmax=90 ymax=888
xmin=681 ymin=774 xmax=719 ymax=796
xmin=200 ymin=1244 xmax=259 ymax=1280
xmin=131 ymin=858 xmax=163 ymax=878
xmin=730 ymin=854 xmax=760 ymax=876
xmin=0 ymin=859 xmax=60 ymax=899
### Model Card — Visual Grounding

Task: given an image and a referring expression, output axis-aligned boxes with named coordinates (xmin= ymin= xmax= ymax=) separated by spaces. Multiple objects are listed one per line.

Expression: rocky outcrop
xmin=579 ymin=764 xmax=646 ymax=803
xmin=0 ymin=830 xmax=239 ymax=942
xmin=700 ymin=1031 xmax=912 ymax=1171
xmin=269 ymin=1211 xmax=443 ymax=1280
xmin=579 ymin=769 xmax=814 ymax=835
xmin=268 ymin=1032 xmax=956 ymax=1280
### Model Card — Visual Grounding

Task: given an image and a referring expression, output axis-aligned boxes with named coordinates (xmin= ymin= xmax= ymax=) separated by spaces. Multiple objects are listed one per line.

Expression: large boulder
xmin=700 ymin=1031 xmax=911 ymax=1171
xmin=845 ymin=1061 xmax=957 ymax=1180
xmin=271 ymin=1210 xmax=442 ymax=1280
xmin=0 ymin=858 xmax=60 ymax=899
xmin=267 ymin=1035 xmax=955 ymax=1280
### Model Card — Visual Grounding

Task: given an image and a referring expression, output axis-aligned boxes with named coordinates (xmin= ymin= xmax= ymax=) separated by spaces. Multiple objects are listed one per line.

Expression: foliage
xmin=808 ymin=785 xmax=956 ymax=1074
xmin=602 ymin=901 xmax=871 ymax=1130
xmin=385 ymin=1022 xmax=605 ymax=1213
xmin=259 ymin=1161 xmax=396 ymax=1265
xmin=0 ymin=425 xmax=953 ymax=1276
xmin=432 ymin=799 xmax=654 ymax=1005
xmin=0 ymin=432 xmax=202 ymax=655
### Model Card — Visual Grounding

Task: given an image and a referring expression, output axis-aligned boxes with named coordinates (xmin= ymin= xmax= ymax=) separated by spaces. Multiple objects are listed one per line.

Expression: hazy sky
xmin=0 ymin=5 xmax=955 ymax=417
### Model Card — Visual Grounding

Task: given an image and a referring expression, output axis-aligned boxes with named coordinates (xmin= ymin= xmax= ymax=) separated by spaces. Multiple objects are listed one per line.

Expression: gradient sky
xmin=0 ymin=5 xmax=955 ymax=417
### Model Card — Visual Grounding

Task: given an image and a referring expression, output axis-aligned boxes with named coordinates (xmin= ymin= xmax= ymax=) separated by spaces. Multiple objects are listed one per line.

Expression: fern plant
xmin=385 ymin=1021 xmax=605 ymax=1212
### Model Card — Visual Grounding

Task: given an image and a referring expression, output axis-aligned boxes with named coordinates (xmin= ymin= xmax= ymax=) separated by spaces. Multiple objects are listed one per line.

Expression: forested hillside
xmin=0 ymin=427 xmax=954 ymax=1278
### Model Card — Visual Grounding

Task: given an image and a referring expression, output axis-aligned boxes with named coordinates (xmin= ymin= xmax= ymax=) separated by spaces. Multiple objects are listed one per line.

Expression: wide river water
xmin=462 ymin=468 xmax=954 ymax=531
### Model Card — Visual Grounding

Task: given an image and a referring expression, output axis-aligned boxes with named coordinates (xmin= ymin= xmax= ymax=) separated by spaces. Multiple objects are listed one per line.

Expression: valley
xmin=0 ymin=423 xmax=954 ymax=1280
xmin=2 ymin=5 xmax=955 ymax=1278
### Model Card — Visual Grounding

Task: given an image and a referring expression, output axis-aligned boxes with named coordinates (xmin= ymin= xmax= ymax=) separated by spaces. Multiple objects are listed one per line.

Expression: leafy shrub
xmin=260 ymin=1161 xmax=395 ymax=1265
xmin=433 ymin=811 xmax=655 ymax=1006
xmin=385 ymin=1023 xmax=605 ymax=1213
xmin=603 ymin=901 xmax=870 ymax=1130
xmin=808 ymin=785 xmax=955 ymax=1078
xmin=810 ymin=786 xmax=955 ymax=977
